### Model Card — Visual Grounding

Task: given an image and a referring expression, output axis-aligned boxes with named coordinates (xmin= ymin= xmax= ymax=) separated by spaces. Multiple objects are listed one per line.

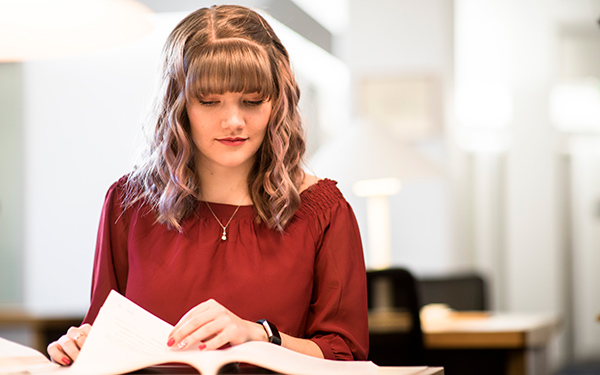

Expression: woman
xmin=47 ymin=4 xmax=368 ymax=365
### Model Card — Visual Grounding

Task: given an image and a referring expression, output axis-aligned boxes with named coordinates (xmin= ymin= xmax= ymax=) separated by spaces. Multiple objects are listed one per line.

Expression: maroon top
xmin=83 ymin=177 xmax=369 ymax=360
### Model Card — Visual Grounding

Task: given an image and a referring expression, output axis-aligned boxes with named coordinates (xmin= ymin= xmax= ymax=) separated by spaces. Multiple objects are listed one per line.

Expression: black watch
xmin=256 ymin=319 xmax=282 ymax=345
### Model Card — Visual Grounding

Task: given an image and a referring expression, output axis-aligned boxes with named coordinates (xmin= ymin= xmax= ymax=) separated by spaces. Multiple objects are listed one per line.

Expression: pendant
xmin=221 ymin=228 xmax=227 ymax=241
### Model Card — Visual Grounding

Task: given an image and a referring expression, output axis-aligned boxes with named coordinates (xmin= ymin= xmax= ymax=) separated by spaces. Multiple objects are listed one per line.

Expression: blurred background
xmin=1 ymin=0 xmax=599 ymax=373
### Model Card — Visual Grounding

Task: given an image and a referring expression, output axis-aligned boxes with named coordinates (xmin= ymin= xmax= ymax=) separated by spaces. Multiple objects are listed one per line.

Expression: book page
xmin=178 ymin=341 xmax=379 ymax=375
xmin=61 ymin=291 xmax=177 ymax=375
xmin=44 ymin=291 xmax=379 ymax=375
xmin=0 ymin=337 xmax=61 ymax=374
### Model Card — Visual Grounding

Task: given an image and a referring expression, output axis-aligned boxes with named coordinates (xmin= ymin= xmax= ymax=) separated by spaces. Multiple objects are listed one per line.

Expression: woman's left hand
xmin=166 ymin=299 xmax=265 ymax=351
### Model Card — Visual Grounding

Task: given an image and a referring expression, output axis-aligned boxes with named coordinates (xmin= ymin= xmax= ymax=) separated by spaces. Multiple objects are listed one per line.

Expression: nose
xmin=221 ymin=103 xmax=245 ymax=130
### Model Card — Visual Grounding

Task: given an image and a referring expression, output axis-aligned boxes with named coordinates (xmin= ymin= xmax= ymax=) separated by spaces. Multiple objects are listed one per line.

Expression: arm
xmin=166 ymin=299 xmax=324 ymax=358
xmin=280 ymin=332 xmax=324 ymax=358
xmin=306 ymin=198 xmax=369 ymax=360
xmin=84 ymin=179 xmax=130 ymax=324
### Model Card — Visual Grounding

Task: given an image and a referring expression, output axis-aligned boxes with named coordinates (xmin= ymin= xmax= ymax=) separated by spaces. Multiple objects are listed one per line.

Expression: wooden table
xmin=422 ymin=311 xmax=556 ymax=348
xmin=0 ymin=310 xmax=84 ymax=352
xmin=369 ymin=311 xmax=558 ymax=375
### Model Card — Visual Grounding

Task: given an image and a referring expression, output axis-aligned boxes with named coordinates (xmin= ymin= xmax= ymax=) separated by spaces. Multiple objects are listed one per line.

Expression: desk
xmin=369 ymin=311 xmax=558 ymax=375
xmin=0 ymin=310 xmax=83 ymax=352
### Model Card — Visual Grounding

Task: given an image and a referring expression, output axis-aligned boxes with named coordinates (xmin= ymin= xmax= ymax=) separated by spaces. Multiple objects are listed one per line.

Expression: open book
xmin=1 ymin=291 xmax=379 ymax=375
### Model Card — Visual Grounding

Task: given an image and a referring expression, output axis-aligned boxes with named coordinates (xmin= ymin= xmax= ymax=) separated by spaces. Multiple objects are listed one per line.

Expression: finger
xmin=78 ymin=323 xmax=92 ymax=335
xmin=77 ymin=323 xmax=92 ymax=347
xmin=170 ymin=310 xmax=220 ymax=349
xmin=200 ymin=326 xmax=230 ymax=351
xmin=67 ymin=327 xmax=86 ymax=350
xmin=180 ymin=319 xmax=224 ymax=350
xmin=57 ymin=334 xmax=81 ymax=361
xmin=200 ymin=313 xmax=248 ymax=351
xmin=170 ymin=300 xmax=215 ymax=333
xmin=168 ymin=301 xmax=220 ymax=347
xmin=47 ymin=341 xmax=73 ymax=366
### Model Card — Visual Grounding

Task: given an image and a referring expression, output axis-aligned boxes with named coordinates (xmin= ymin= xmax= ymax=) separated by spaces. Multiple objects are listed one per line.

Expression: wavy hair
xmin=125 ymin=5 xmax=306 ymax=232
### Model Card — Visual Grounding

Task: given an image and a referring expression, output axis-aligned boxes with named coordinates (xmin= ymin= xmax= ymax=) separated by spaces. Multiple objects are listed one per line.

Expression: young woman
xmin=48 ymin=4 xmax=368 ymax=365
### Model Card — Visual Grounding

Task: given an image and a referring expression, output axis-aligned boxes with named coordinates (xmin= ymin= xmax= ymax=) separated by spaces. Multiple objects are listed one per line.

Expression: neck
xmin=197 ymin=163 xmax=253 ymax=206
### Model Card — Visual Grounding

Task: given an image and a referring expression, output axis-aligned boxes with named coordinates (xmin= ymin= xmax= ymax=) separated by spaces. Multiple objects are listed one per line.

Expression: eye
xmin=245 ymin=99 xmax=264 ymax=107
xmin=198 ymin=100 xmax=218 ymax=106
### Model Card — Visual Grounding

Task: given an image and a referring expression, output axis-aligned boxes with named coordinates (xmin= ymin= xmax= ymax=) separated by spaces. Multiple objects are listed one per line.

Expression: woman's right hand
xmin=47 ymin=324 xmax=91 ymax=365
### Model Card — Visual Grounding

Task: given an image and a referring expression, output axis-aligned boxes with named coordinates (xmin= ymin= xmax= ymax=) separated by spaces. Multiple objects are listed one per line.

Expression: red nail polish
xmin=167 ymin=338 xmax=175 ymax=347
xmin=198 ymin=343 xmax=206 ymax=350
xmin=62 ymin=357 xmax=71 ymax=365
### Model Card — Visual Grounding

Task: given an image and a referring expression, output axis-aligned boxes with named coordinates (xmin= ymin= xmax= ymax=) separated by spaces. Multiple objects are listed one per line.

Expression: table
xmin=369 ymin=311 xmax=558 ymax=375
xmin=0 ymin=310 xmax=83 ymax=352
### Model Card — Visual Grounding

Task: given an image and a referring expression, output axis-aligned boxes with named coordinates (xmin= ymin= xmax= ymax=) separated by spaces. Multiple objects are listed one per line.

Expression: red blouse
xmin=83 ymin=177 xmax=368 ymax=360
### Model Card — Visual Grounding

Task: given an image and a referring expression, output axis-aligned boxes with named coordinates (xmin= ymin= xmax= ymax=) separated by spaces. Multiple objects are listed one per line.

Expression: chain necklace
xmin=205 ymin=202 xmax=242 ymax=241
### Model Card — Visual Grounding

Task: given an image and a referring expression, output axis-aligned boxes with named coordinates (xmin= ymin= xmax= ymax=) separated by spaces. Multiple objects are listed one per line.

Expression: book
xmin=0 ymin=337 xmax=61 ymax=374
xmin=1 ymin=290 xmax=379 ymax=375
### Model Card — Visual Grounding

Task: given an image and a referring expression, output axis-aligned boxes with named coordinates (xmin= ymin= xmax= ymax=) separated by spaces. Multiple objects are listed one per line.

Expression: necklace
xmin=205 ymin=202 xmax=242 ymax=241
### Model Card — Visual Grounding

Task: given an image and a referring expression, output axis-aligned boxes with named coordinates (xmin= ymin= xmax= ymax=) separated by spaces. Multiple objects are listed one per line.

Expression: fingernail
xmin=167 ymin=338 xmax=174 ymax=347
xmin=177 ymin=340 xmax=187 ymax=350
xmin=198 ymin=343 xmax=206 ymax=350
xmin=62 ymin=357 xmax=71 ymax=365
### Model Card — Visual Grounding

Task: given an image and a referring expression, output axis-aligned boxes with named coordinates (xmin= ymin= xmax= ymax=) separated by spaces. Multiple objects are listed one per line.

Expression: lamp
xmin=353 ymin=178 xmax=401 ymax=269
xmin=0 ymin=0 xmax=153 ymax=62
xmin=310 ymin=123 xmax=444 ymax=269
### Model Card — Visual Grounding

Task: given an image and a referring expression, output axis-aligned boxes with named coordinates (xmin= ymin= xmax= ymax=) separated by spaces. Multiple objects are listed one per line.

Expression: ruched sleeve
xmin=302 ymin=182 xmax=369 ymax=360
xmin=83 ymin=178 xmax=130 ymax=325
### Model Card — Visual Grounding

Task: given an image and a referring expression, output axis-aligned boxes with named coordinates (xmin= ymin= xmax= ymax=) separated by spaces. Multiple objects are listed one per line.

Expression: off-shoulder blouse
xmin=83 ymin=177 xmax=368 ymax=360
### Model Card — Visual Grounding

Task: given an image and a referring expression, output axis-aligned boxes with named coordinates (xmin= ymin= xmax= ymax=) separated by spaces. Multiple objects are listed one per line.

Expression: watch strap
xmin=256 ymin=319 xmax=282 ymax=345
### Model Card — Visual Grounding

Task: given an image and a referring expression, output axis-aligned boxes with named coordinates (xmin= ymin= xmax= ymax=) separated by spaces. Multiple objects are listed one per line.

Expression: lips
xmin=217 ymin=137 xmax=247 ymax=146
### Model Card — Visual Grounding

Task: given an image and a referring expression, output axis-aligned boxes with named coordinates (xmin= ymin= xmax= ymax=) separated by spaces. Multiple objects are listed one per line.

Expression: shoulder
xmin=103 ymin=174 xmax=134 ymax=203
xmin=103 ymin=174 xmax=141 ymax=215
xmin=296 ymin=175 xmax=347 ymax=218
xmin=100 ymin=174 xmax=150 ymax=228
xmin=299 ymin=173 xmax=320 ymax=194
xmin=101 ymin=175 xmax=126 ymax=202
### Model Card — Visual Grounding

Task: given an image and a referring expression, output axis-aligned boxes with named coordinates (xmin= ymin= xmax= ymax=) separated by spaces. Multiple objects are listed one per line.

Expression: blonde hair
xmin=126 ymin=5 xmax=305 ymax=232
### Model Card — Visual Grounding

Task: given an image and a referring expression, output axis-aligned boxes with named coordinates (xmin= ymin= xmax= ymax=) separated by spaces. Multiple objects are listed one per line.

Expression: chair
xmin=418 ymin=273 xmax=488 ymax=311
xmin=366 ymin=268 xmax=425 ymax=366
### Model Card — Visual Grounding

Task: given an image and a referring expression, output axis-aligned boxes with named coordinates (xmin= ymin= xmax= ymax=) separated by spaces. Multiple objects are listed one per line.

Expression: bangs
xmin=185 ymin=39 xmax=276 ymax=100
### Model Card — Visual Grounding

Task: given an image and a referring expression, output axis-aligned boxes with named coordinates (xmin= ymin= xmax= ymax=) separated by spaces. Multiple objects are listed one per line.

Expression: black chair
xmin=366 ymin=268 xmax=425 ymax=366
xmin=418 ymin=273 xmax=488 ymax=311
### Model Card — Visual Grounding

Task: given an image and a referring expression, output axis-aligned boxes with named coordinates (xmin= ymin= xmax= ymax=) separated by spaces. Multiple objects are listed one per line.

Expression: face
xmin=186 ymin=91 xmax=272 ymax=174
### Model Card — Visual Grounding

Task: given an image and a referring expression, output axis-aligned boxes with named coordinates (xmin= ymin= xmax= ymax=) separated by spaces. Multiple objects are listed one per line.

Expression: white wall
xmin=20 ymin=14 xmax=178 ymax=313
xmin=314 ymin=0 xmax=458 ymax=274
